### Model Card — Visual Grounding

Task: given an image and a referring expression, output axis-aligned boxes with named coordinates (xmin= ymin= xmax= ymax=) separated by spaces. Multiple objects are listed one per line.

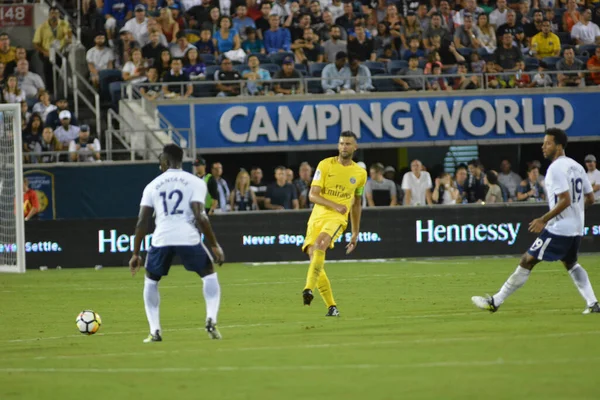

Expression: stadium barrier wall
xmin=17 ymin=204 xmax=600 ymax=269
xmin=156 ymin=88 xmax=600 ymax=154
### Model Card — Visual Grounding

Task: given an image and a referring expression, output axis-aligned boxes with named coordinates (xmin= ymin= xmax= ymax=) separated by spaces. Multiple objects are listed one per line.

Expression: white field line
xmin=1 ymin=357 xmax=599 ymax=374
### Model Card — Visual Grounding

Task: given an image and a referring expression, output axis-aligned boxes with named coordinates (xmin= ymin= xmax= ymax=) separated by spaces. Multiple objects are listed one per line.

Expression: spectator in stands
xmin=230 ymin=169 xmax=258 ymax=211
xmin=215 ymin=57 xmax=242 ymax=97
xmin=115 ymin=28 xmax=139 ymax=68
xmin=524 ymin=9 xmax=544 ymax=39
xmin=35 ymin=127 xmax=62 ymax=164
xmin=5 ymin=46 xmax=26 ymax=76
xmin=452 ymin=62 xmax=479 ymax=89
xmin=163 ymin=58 xmax=193 ymax=97
xmin=470 ymin=52 xmax=486 ymax=73
xmin=171 ymin=31 xmax=196 ymax=58
xmin=454 ymin=0 xmax=484 ymax=26
xmin=155 ymin=49 xmax=172 ymax=79
xmin=184 ymin=48 xmax=207 ymax=81
xmin=54 ymin=110 xmax=80 ymax=148
xmin=530 ymin=19 xmax=561 ymax=59
xmin=271 ymin=0 xmax=294 ymax=23
xmin=255 ymin=2 xmax=272 ymax=39
xmin=33 ymin=6 xmax=72 ymax=88
xmin=366 ymin=163 xmax=397 ymax=206
xmin=3 ymin=75 xmax=24 ymax=103
xmin=438 ymin=0 xmax=455 ymax=33
xmin=588 ymin=46 xmax=600 ymax=86
xmin=423 ymin=14 xmax=450 ymax=51
xmin=321 ymin=51 xmax=353 ymax=94
xmin=188 ymin=0 xmax=215 ymax=30
xmin=264 ymin=14 xmax=292 ymax=54
xmin=103 ymin=0 xmax=134 ymax=43
xmin=402 ymin=159 xmax=433 ymax=206
xmin=46 ymin=98 xmax=77 ymax=129
xmin=264 ymin=166 xmax=299 ymax=210
xmin=146 ymin=0 xmax=161 ymax=18
xmin=32 ymin=91 xmax=57 ymax=122
xmin=15 ymin=60 xmax=45 ymax=105
xmin=427 ymin=63 xmax=451 ymax=91
xmin=495 ymin=32 xmax=523 ymax=71
xmin=139 ymin=67 xmax=162 ymax=100
xmin=0 ymin=32 xmax=16 ymax=67
xmin=250 ymin=166 xmax=267 ymax=209
xmin=292 ymin=27 xmax=324 ymax=63
xmin=157 ymin=7 xmax=179 ymax=43
xmin=416 ymin=4 xmax=430 ymax=32
xmin=290 ymin=13 xmax=312 ymax=42
xmin=317 ymin=11 xmax=347 ymax=42
xmin=193 ymin=156 xmax=219 ymax=214
xmin=124 ymin=4 xmax=149 ymax=44
xmin=242 ymin=27 xmax=265 ymax=55
xmin=465 ymin=159 xmax=486 ymax=203
xmin=285 ymin=168 xmax=294 ymax=184
xmin=213 ymin=16 xmax=241 ymax=54
xmin=323 ymin=26 xmax=347 ymax=63
xmin=202 ymin=7 xmax=222 ymax=36
xmin=309 ymin=1 xmax=324 ymax=26
xmin=394 ymin=55 xmax=425 ymax=91
xmin=563 ymin=0 xmax=581 ymax=34
xmin=336 ymin=2 xmax=358 ymax=33
xmin=454 ymin=13 xmax=481 ymax=50
xmin=571 ymin=8 xmax=600 ymax=46
xmin=544 ymin=7 xmax=559 ymax=34
xmin=530 ymin=60 xmax=553 ymax=87
xmin=476 ymin=13 xmax=497 ymax=54
xmin=490 ymin=0 xmax=509 ymax=28
xmin=349 ymin=54 xmax=374 ymax=92
xmin=87 ymin=32 xmax=115 ymax=88
xmin=454 ymin=164 xmax=468 ymax=203
xmin=122 ymin=48 xmax=147 ymax=84
xmin=273 ymin=56 xmax=303 ymax=94
xmin=347 ymin=25 xmax=376 ymax=62
xmin=212 ymin=162 xmax=230 ymax=212
xmin=69 ymin=125 xmax=100 ymax=163
xmin=585 ymin=154 xmax=600 ymax=201
xmin=484 ymin=170 xmax=504 ymax=203
xmin=328 ymin=0 xmax=344 ymax=22
xmin=382 ymin=166 xmax=403 ymax=205
xmin=557 ymin=47 xmax=585 ymax=87
xmin=374 ymin=22 xmax=392 ymax=50
xmin=142 ymin=30 xmax=168 ymax=66
xmin=193 ymin=28 xmax=216 ymax=56
xmin=242 ymin=54 xmax=272 ymax=95
xmin=294 ymin=162 xmax=312 ymax=209
xmin=432 ymin=172 xmax=459 ymax=205
xmin=399 ymin=11 xmax=423 ymax=50
xmin=23 ymin=113 xmax=44 ymax=163
xmin=496 ymin=10 xmax=524 ymax=43
xmin=514 ymin=60 xmax=530 ymax=87
xmin=497 ymin=159 xmax=521 ymax=200
xmin=517 ymin=165 xmax=545 ymax=201
xmin=403 ymin=36 xmax=426 ymax=61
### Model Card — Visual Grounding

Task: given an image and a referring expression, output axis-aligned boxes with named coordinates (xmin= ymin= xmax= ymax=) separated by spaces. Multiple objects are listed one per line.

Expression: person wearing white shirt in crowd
xmin=123 ymin=4 xmax=149 ymax=44
xmin=489 ymin=0 xmax=509 ymax=28
xmin=585 ymin=154 xmax=600 ymax=201
xmin=69 ymin=124 xmax=101 ymax=162
xmin=211 ymin=162 xmax=230 ymax=212
xmin=15 ymin=59 xmax=45 ymax=101
xmin=401 ymin=159 xmax=433 ymax=206
xmin=31 ymin=90 xmax=57 ymax=121
xmin=453 ymin=0 xmax=484 ymax=27
xmin=170 ymin=31 xmax=196 ymax=58
xmin=497 ymin=159 xmax=522 ymax=200
xmin=86 ymin=32 xmax=115 ymax=87
xmin=570 ymin=8 xmax=600 ymax=46
xmin=180 ymin=0 xmax=202 ymax=12
xmin=53 ymin=110 xmax=80 ymax=147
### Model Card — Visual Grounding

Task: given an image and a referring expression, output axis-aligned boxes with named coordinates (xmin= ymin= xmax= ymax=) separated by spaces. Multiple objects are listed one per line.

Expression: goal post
xmin=0 ymin=103 xmax=25 ymax=273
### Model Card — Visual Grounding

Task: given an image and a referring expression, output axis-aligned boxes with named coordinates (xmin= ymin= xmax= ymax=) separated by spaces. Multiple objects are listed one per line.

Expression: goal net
xmin=0 ymin=104 xmax=24 ymax=273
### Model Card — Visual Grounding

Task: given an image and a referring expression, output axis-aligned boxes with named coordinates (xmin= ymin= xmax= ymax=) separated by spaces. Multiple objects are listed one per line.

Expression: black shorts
xmin=145 ymin=244 xmax=213 ymax=278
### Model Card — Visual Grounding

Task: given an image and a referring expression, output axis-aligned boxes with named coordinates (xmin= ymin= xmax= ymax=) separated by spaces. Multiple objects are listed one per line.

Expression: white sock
xmin=493 ymin=266 xmax=531 ymax=306
xmin=202 ymin=273 xmax=221 ymax=324
xmin=144 ymin=276 xmax=161 ymax=334
xmin=569 ymin=264 xmax=598 ymax=307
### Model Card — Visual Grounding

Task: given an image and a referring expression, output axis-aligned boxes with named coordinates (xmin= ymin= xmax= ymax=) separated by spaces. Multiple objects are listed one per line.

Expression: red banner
xmin=0 ymin=5 xmax=33 ymax=28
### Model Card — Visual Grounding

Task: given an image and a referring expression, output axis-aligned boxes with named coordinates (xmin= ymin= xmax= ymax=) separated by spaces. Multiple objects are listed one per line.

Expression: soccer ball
xmin=76 ymin=310 xmax=102 ymax=335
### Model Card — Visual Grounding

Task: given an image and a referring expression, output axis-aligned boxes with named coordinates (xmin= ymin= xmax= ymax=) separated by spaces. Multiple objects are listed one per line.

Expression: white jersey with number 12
xmin=544 ymin=156 xmax=593 ymax=237
xmin=140 ymin=169 xmax=207 ymax=247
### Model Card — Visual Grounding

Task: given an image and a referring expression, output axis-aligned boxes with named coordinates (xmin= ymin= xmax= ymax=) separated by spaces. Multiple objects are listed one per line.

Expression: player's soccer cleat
xmin=582 ymin=302 xmax=600 ymax=314
xmin=471 ymin=295 xmax=499 ymax=313
xmin=143 ymin=330 xmax=162 ymax=343
xmin=205 ymin=318 xmax=222 ymax=340
xmin=302 ymin=289 xmax=314 ymax=306
xmin=325 ymin=305 xmax=340 ymax=317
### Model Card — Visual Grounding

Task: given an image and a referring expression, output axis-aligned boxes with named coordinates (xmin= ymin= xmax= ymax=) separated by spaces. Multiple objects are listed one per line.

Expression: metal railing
xmin=22 ymin=148 xmax=189 ymax=165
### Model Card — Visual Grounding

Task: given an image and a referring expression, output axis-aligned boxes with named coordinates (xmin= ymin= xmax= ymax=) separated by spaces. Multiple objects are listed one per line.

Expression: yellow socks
xmin=305 ymin=249 xmax=325 ymax=291
xmin=317 ymin=270 xmax=336 ymax=307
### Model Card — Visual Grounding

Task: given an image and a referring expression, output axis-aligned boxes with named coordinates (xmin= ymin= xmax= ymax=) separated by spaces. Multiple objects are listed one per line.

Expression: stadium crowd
xmin=191 ymin=154 xmax=600 ymax=212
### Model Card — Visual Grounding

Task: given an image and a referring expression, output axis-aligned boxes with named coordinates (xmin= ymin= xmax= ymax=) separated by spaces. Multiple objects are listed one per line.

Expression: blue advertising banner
xmin=157 ymin=91 xmax=600 ymax=153
xmin=23 ymin=170 xmax=56 ymax=220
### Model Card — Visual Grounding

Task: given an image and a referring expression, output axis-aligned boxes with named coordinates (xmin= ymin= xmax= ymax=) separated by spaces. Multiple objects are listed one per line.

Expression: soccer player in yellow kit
xmin=301 ymin=131 xmax=367 ymax=316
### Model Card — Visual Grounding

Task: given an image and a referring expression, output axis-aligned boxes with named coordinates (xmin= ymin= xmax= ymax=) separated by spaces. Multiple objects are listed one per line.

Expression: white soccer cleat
xmin=582 ymin=303 xmax=600 ymax=315
xmin=471 ymin=295 xmax=499 ymax=313
xmin=205 ymin=318 xmax=222 ymax=340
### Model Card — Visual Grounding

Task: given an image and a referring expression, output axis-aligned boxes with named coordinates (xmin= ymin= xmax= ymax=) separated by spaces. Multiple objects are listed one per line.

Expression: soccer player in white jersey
xmin=472 ymin=128 xmax=600 ymax=314
xmin=129 ymin=144 xmax=226 ymax=342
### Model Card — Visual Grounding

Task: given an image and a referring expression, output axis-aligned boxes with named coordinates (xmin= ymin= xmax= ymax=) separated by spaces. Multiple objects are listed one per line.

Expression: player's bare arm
xmin=308 ymin=185 xmax=347 ymax=214
xmin=529 ymin=190 xmax=571 ymax=233
xmin=584 ymin=192 xmax=595 ymax=208
xmin=129 ymin=205 xmax=154 ymax=276
xmin=346 ymin=195 xmax=362 ymax=254
xmin=191 ymin=202 xmax=225 ymax=265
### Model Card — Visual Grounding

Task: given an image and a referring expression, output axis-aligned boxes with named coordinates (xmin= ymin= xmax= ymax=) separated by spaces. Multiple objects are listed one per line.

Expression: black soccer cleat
xmin=143 ymin=330 xmax=162 ymax=343
xmin=302 ymin=289 xmax=314 ymax=306
xmin=583 ymin=302 xmax=600 ymax=314
xmin=205 ymin=318 xmax=222 ymax=340
xmin=325 ymin=305 xmax=340 ymax=317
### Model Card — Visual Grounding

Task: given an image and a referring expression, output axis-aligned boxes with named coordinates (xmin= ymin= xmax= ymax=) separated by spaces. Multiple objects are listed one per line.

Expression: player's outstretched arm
xmin=192 ymin=202 xmax=225 ymax=266
xmin=346 ymin=196 xmax=362 ymax=254
xmin=129 ymin=206 xmax=154 ymax=276
xmin=308 ymin=186 xmax=347 ymax=215
xmin=529 ymin=191 xmax=571 ymax=233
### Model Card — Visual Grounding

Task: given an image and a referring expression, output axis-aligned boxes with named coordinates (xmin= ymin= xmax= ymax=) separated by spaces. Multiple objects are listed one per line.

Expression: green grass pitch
xmin=1 ymin=256 xmax=599 ymax=400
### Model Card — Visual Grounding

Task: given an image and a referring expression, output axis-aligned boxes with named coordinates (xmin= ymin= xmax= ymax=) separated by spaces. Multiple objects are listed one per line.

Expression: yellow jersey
xmin=531 ymin=32 xmax=561 ymax=59
xmin=308 ymin=157 xmax=367 ymax=224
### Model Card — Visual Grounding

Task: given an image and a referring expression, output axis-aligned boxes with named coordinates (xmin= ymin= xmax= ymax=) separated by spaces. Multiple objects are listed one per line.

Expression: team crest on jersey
xmin=350 ymin=177 xmax=356 ymax=184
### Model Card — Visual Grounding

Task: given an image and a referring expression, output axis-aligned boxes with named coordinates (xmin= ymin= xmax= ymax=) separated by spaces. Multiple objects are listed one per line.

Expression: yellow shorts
xmin=302 ymin=219 xmax=347 ymax=253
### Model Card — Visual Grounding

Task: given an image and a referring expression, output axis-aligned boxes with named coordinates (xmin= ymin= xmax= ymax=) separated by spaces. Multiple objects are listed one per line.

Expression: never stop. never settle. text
xmin=242 ymin=232 xmax=382 ymax=247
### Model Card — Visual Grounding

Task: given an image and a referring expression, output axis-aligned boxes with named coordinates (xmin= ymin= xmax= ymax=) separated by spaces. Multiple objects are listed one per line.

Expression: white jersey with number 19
xmin=140 ymin=169 xmax=207 ymax=247
xmin=545 ymin=156 xmax=593 ymax=237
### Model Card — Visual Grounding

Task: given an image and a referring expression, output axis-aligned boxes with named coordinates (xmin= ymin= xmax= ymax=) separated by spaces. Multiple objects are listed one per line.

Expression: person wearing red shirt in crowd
xmin=587 ymin=46 xmax=600 ymax=86
xmin=23 ymin=178 xmax=39 ymax=221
